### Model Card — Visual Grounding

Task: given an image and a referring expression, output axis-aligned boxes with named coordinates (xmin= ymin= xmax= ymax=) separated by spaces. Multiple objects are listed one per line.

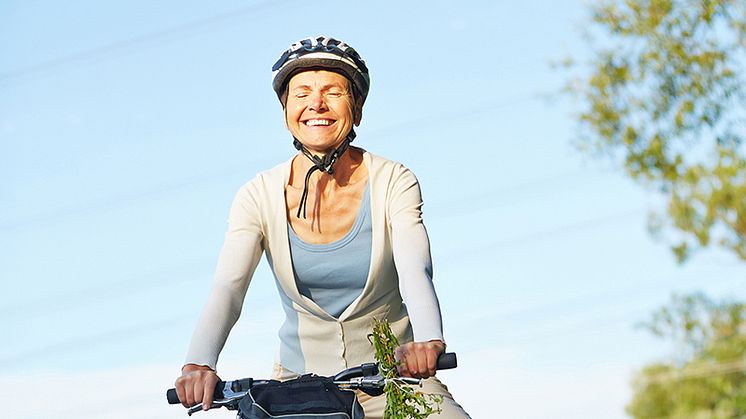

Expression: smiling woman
xmin=173 ymin=35 xmax=471 ymax=418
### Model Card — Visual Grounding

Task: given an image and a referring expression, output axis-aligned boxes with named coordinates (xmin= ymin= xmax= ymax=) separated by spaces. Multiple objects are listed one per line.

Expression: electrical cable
xmin=0 ymin=0 xmax=300 ymax=86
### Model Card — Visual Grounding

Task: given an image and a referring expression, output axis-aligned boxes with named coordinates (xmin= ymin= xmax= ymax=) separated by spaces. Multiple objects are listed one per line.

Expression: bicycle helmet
xmin=272 ymin=36 xmax=370 ymax=106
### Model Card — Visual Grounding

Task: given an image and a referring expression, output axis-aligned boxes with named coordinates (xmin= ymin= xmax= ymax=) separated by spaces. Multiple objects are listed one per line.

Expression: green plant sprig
xmin=369 ymin=318 xmax=444 ymax=419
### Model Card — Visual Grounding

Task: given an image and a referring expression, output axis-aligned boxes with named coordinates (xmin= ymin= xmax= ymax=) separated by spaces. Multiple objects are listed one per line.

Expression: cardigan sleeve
xmin=387 ymin=165 xmax=445 ymax=343
xmin=184 ymin=180 xmax=265 ymax=370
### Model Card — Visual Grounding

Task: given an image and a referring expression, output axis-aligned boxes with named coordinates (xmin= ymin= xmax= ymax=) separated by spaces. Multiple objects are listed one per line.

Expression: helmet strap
xmin=293 ymin=129 xmax=356 ymax=219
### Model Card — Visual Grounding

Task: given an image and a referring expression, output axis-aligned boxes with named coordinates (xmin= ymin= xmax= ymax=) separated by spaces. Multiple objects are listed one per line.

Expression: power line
xmin=0 ymin=160 xmax=261 ymax=232
xmin=450 ymin=271 xmax=746 ymax=341
xmin=0 ymin=314 xmax=186 ymax=367
xmin=364 ymin=94 xmax=539 ymax=139
xmin=9 ymin=268 xmax=740 ymax=373
xmin=0 ymin=208 xmax=665 ymax=363
xmin=641 ymin=358 xmax=746 ymax=384
xmin=2 ymin=3 xmax=729 ymax=367
xmin=1 ymin=94 xmax=574 ymax=232
xmin=5 ymin=167 xmax=738 ymax=358
xmin=5 ymin=233 xmax=742 ymax=371
xmin=451 ymin=281 xmax=746 ymax=369
xmin=0 ymin=0 xmax=297 ymax=86
xmin=1 ymin=163 xmax=585 ymax=233
xmin=426 ymin=168 xmax=589 ymax=216
xmin=0 ymin=261 xmax=209 ymax=317
xmin=446 ymin=206 xmax=647 ymax=259
xmin=0 ymin=189 xmax=644 ymax=318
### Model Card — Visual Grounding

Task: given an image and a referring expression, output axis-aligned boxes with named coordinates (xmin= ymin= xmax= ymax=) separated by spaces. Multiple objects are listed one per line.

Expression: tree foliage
xmin=627 ymin=293 xmax=746 ymax=418
xmin=567 ymin=0 xmax=746 ymax=262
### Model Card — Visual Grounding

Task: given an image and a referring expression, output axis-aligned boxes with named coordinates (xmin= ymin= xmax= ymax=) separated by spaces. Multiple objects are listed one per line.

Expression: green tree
xmin=626 ymin=293 xmax=746 ymax=418
xmin=565 ymin=0 xmax=746 ymax=262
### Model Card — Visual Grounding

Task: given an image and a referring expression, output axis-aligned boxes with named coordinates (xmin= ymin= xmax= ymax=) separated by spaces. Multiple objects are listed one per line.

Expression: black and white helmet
xmin=272 ymin=36 xmax=370 ymax=106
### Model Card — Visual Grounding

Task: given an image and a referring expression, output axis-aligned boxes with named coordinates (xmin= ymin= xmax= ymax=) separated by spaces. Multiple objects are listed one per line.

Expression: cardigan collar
xmin=266 ymin=149 xmax=385 ymax=322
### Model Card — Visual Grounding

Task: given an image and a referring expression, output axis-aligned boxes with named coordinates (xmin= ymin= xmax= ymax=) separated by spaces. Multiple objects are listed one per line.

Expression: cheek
xmin=339 ymin=103 xmax=355 ymax=125
xmin=285 ymin=107 xmax=301 ymax=126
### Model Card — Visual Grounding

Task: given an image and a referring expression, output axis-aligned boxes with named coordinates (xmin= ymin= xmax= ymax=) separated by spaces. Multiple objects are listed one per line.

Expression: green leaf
xmin=369 ymin=318 xmax=443 ymax=419
xmin=563 ymin=0 xmax=746 ymax=262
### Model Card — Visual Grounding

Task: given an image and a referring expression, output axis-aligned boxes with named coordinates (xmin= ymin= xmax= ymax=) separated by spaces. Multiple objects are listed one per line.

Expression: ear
xmin=284 ymin=106 xmax=291 ymax=129
xmin=353 ymin=98 xmax=363 ymax=126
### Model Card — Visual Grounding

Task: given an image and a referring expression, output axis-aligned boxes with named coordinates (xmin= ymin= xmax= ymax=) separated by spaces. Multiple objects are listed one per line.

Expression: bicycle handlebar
xmin=167 ymin=352 xmax=457 ymax=405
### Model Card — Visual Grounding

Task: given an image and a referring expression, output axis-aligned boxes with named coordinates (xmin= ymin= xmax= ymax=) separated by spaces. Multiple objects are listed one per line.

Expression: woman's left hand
xmin=394 ymin=340 xmax=446 ymax=379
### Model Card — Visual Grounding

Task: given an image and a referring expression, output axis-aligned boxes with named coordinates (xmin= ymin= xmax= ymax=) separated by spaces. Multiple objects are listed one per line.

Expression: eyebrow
xmin=290 ymin=83 xmax=349 ymax=92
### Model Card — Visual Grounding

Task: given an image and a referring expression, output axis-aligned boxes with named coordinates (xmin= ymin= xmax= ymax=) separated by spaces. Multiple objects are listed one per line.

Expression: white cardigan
xmin=185 ymin=150 xmax=444 ymax=376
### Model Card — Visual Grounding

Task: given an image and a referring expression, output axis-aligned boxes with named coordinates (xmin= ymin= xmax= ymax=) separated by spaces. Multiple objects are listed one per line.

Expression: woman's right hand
xmin=174 ymin=364 xmax=221 ymax=410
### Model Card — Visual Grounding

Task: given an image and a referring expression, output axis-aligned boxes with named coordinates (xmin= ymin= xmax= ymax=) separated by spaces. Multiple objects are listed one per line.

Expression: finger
xmin=398 ymin=357 xmax=413 ymax=377
xmin=175 ymin=377 xmax=189 ymax=408
xmin=203 ymin=374 xmax=218 ymax=411
xmin=395 ymin=345 xmax=413 ymax=377
xmin=406 ymin=344 xmax=421 ymax=378
xmin=407 ymin=351 xmax=421 ymax=378
xmin=426 ymin=347 xmax=438 ymax=377
xmin=403 ymin=344 xmax=421 ymax=378
xmin=415 ymin=348 xmax=429 ymax=378
xmin=185 ymin=375 xmax=198 ymax=407
xmin=192 ymin=377 xmax=204 ymax=408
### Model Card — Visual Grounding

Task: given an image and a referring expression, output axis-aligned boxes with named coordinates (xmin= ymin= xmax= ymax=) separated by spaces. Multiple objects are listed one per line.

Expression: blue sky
xmin=2 ymin=1 xmax=745 ymax=418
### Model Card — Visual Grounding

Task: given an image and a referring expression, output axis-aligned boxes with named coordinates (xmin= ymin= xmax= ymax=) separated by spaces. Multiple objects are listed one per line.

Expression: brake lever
xmin=334 ymin=374 xmax=423 ymax=397
xmin=186 ymin=394 xmax=247 ymax=416
xmin=335 ymin=375 xmax=384 ymax=388
xmin=393 ymin=377 xmax=422 ymax=385
xmin=187 ymin=404 xmax=204 ymax=416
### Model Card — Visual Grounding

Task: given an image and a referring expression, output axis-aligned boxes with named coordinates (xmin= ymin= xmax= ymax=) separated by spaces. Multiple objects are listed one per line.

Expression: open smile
xmin=303 ymin=118 xmax=336 ymax=127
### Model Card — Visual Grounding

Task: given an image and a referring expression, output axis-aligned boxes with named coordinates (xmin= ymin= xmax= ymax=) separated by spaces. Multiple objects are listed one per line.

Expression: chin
xmin=300 ymin=137 xmax=346 ymax=152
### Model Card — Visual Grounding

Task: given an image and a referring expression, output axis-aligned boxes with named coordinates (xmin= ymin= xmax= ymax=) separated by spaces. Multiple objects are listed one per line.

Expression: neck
xmin=293 ymin=147 xmax=364 ymax=189
xmin=293 ymin=132 xmax=351 ymax=171
xmin=290 ymin=141 xmax=363 ymax=219
xmin=302 ymin=141 xmax=345 ymax=159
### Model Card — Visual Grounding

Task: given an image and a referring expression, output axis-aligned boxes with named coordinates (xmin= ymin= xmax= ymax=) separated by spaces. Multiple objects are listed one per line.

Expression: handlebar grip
xmin=166 ymin=380 xmax=225 ymax=405
xmin=436 ymin=352 xmax=457 ymax=370
xmin=166 ymin=388 xmax=180 ymax=405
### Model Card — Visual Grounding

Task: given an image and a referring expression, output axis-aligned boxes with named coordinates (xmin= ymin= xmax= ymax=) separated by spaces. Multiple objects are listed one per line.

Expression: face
xmin=284 ymin=70 xmax=362 ymax=154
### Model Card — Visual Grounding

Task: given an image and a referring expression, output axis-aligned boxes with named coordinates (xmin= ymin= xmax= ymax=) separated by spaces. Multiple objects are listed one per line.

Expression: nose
xmin=307 ymin=91 xmax=327 ymax=112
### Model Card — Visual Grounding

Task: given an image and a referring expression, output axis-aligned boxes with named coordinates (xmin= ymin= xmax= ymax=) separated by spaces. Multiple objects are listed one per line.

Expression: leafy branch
xmin=369 ymin=318 xmax=443 ymax=419
xmin=563 ymin=0 xmax=746 ymax=262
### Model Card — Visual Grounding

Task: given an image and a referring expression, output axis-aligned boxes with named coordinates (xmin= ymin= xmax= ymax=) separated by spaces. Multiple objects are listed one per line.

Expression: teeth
xmin=305 ymin=119 xmax=333 ymax=126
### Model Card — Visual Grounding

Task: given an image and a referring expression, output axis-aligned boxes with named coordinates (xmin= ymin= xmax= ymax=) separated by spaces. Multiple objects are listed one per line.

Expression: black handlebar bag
xmin=237 ymin=374 xmax=365 ymax=419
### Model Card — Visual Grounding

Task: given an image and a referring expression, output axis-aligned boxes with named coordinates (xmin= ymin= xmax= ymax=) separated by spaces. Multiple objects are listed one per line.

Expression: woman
xmin=175 ymin=36 xmax=470 ymax=418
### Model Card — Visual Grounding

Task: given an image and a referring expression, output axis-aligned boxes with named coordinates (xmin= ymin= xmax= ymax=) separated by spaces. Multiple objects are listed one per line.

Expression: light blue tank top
xmin=287 ymin=182 xmax=372 ymax=318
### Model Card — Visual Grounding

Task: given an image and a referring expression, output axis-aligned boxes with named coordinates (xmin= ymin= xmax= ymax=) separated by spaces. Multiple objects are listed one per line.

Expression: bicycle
xmin=166 ymin=352 xmax=457 ymax=417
